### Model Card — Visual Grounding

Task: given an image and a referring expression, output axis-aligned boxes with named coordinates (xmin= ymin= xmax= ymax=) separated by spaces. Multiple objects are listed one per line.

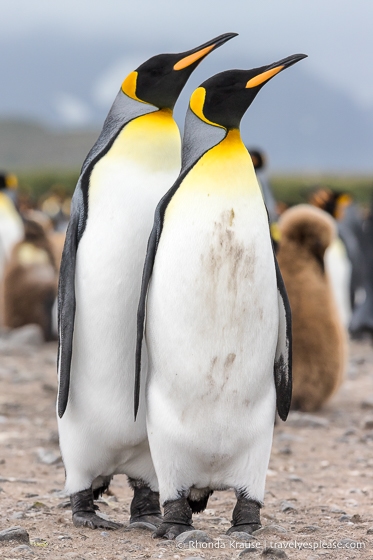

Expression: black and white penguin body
xmin=0 ymin=175 xmax=23 ymax=283
xmin=136 ymin=54 xmax=306 ymax=539
xmin=57 ymin=33 xmax=237 ymax=530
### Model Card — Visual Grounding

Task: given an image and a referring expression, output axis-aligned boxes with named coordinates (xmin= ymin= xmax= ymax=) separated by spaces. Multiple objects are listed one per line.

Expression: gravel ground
xmin=0 ymin=330 xmax=372 ymax=559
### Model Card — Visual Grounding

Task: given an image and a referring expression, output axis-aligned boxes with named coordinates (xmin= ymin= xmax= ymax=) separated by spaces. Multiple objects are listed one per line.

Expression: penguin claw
xmin=72 ymin=512 xmax=123 ymax=530
xmin=152 ymin=522 xmax=195 ymax=540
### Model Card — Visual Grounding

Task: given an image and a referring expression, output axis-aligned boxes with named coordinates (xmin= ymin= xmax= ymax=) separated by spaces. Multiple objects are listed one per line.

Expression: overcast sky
xmin=4 ymin=0 xmax=373 ymax=109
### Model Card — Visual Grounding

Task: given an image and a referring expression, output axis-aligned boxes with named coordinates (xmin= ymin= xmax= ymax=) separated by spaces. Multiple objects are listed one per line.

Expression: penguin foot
xmin=71 ymin=487 xmax=123 ymax=530
xmin=152 ymin=497 xmax=194 ymax=540
xmin=226 ymin=496 xmax=261 ymax=535
xmin=128 ymin=480 xmax=162 ymax=528
xmin=72 ymin=511 xmax=123 ymax=530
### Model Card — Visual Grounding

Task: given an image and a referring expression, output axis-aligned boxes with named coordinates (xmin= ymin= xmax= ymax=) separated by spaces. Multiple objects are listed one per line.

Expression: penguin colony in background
xmin=277 ymin=205 xmax=347 ymax=412
xmin=58 ymin=33 xmax=307 ymax=537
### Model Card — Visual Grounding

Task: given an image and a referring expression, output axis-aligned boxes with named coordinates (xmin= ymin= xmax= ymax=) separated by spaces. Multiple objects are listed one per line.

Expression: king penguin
xmin=136 ymin=54 xmax=307 ymax=539
xmin=57 ymin=32 xmax=237 ymax=530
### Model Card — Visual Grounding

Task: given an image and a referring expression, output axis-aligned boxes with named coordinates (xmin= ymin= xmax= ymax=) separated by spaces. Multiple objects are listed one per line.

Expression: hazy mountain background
xmin=1 ymin=0 xmax=373 ymax=173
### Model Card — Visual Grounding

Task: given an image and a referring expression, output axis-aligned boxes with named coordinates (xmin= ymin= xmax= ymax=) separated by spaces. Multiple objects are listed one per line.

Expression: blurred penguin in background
xmin=0 ymin=172 xmax=24 ymax=282
xmin=3 ymin=219 xmax=58 ymax=341
xmin=277 ymin=205 xmax=347 ymax=411
xmin=350 ymin=191 xmax=373 ymax=336
xmin=249 ymin=148 xmax=278 ymax=224
xmin=309 ymin=187 xmax=365 ymax=325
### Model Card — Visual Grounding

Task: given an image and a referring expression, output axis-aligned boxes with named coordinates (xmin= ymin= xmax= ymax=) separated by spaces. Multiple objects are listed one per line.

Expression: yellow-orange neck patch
xmin=189 ymin=87 xmax=225 ymax=129
xmin=121 ymin=71 xmax=147 ymax=103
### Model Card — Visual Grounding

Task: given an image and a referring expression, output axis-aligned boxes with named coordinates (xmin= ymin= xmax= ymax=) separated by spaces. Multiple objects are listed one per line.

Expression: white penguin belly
xmin=146 ymin=189 xmax=278 ymax=501
xmin=58 ymin=116 xmax=181 ymax=494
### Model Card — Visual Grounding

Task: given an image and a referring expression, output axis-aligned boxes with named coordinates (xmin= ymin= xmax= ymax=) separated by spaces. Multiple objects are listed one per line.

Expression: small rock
xmin=279 ymin=446 xmax=291 ymax=455
xmin=280 ymin=501 xmax=297 ymax=513
xmin=27 ymin=501 xmax=48 ymax=510
xmin=286 ymin=412 xmax=329 ymax=428
xmin=329 ymin=505 xmax=345 ymax=514
xmin=30 ymin=537 xmax=48 ymax=547
xmin=239 ymin=547 xmax=259 ymax=555
xmin=339 ymin=515 xmax=351 ymax=522
xmin=362 ymin=416 xmax=373 ymax=430
xmin=11 ymin=544 xmax=34 ymax=555
xmin=100 ymin=532 xmax=108 ymax=537
xmin=253 ymin=524 xmax=287 ymax=536
xmin=367 ymin=527 xmax=373 ymax=534
xmin=351 ymin=514 xmax=362 ymax=523
xmin=361 ymin=397 xmax=373 ymax=409
xmin=300 ymin=525 xmax=320 ymax=533
xmin=288 ymin=474 xmax=302 ymax=482
xmin=11 ymin=512 xmax=26 ymax=520
xmin=228 ymin=531 xmax=256 ymax=541
xmin=2 ymin=325 xmax=44 ymax=347
xmin=36 ymin=447 xmax=61 ymax=465
xmin=175 ymin=530 xmax=212 ymax=544
xmin=184 ymin=557 xmax=205 ymax=560
xmin=58 ymin=535 xmax=72 ymax=540
xmin=262 ymin=548 xmax=288 ymax=558
xmin=0 ymin=526 xmax=30 ymax=544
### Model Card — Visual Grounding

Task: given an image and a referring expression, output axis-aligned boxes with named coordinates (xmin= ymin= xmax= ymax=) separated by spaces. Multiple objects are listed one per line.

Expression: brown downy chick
xmin=277 ymin=204 xmax=347 ymax=411
xmin=3 ymin=219 xmax=58 ymax=341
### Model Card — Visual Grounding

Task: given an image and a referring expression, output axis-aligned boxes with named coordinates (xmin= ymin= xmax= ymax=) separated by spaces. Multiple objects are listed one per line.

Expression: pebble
xmin=300 ymin=525 xmax=320 ymax=533
xmin=228 ymin=531 xmax=256 ymax=541
xmin=11 ymin=544 xmax=34 ymax=555
xmin=253 ymin=524 xmax=287 ymax=536
xmin=351 ymin=513 xmax=362 ymax=523
xmin=361 ymin=397 xmax=373 ymax=409
xmin=0 ymin=325 xmax=44 ymax=349
xmin=261 ymin=548 xmax=288 ymax=558
xmin=11 ymin=512 xmax=26 ymax=520
xmin=184 ymin=557 xmax=205 ymax=560
xmin=329 ymin=505 xmax=345 ymax=514
xmin=279 ymin=446 xmax=292 ymax=455
xmin=280 ymin=501 xmax=297 ymax=513
xmin=36 ymin=447 xmax=61 ymax=465
xmin=239 ymin=547 xmax=259 ymax=555
xmin=367 ymin=526 xmax=373 ymax=534
xmin=339 ymin=514 xmax=351 ymax=522
xmin=362 ymin=416 xmax=373 ymax=430
xmin=0 ymin=526 xmax=30 ymax=544
xmin=287 ymin=474 xmax=302 ymax=482
xmin=175 ymin=530 xmax=212 ymax=544
xmin=286 ymin=412 xmax=329 ymax=428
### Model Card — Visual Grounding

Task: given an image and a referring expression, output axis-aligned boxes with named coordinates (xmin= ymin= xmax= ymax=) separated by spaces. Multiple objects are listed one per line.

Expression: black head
xmin=0 ymin=171 xmax=18 ymax=190
xmin=121 ymin=33 xmax=237 ymax=109
xmin=190 ymin=54 xmax=307 ymax=130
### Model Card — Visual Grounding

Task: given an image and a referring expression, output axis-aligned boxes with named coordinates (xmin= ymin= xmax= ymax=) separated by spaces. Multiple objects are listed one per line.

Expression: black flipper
xmin=273 ymin=253 xmax=292 ymax=420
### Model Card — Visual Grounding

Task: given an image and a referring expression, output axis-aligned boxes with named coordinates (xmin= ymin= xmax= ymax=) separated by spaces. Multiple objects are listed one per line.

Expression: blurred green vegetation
xmin=15 ymin=170 xmax=373 ymax=208
xmin=17 ymin=169 xmax=80 ymax=205
xmin=271 ymin=175 xmax=373 ymax=207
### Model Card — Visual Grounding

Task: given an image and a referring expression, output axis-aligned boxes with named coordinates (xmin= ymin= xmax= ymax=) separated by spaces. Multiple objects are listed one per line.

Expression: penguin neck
xmin=190 ymin=128 xmax=260 ymax=195
xmin=106 ymin=108 xmax=181 ymax=172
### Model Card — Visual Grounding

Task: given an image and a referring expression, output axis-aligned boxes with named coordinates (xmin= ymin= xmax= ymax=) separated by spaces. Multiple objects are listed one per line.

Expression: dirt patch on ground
xmin=0 ymin=336 xmax=372 ymax=559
